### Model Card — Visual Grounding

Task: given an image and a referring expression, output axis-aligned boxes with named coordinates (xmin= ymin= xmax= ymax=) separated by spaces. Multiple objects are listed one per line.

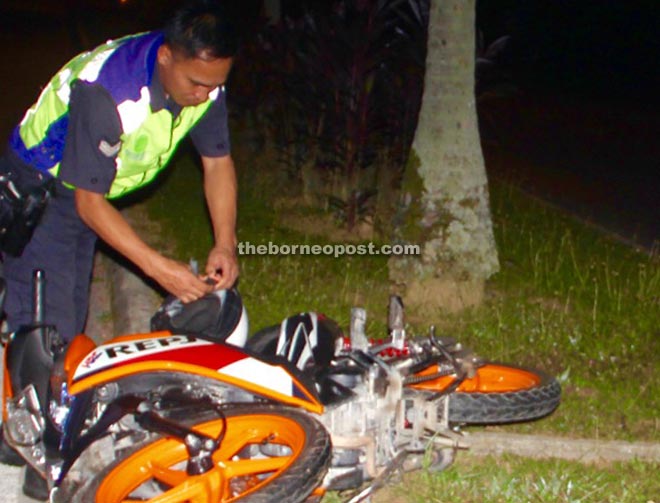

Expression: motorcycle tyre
xmin=446 ymin=364 xmax=561 ymax=424
xmin=68 ymin=404 xmax=331 ymax=503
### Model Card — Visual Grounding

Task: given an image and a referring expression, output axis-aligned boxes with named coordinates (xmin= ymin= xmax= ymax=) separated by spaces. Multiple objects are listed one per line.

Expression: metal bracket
xmin=135 ymin=402 xmax=226 ymax=475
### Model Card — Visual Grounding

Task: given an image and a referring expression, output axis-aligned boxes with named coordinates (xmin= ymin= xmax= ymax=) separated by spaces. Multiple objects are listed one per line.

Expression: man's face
xmin=157 ymin=44 xmax=233 ymax=107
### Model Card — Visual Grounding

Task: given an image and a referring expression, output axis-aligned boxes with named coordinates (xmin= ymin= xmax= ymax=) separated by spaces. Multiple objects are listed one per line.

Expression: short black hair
xmin=164 ymin=1 xmax=239 ymax=59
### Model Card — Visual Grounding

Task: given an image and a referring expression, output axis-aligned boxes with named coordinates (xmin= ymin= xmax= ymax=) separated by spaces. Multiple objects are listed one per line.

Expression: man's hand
xmin=152 ymin=256 xmax=214 ymax=303
xmin=205 ymin=245 xmax=238 ymax=290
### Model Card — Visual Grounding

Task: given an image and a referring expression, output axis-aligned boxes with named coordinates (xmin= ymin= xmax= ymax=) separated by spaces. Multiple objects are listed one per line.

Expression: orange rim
xmin=96 ymin=413 xmax=307 ymax=503
xmin=410 ymin=363 xmax=541 ymax=393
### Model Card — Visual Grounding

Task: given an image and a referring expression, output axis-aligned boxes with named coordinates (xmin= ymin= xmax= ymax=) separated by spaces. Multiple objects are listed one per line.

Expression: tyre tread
xmin=447 ymin=366 xmax=561 ymax=424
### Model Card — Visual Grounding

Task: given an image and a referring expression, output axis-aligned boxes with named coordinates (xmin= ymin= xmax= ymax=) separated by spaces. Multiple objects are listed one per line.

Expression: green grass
xmin=456 ymin=182 xmax=659 ymax=441
xmin=144 ymin=140 xmax=658 ymax=444
xmin=145 ymin=144 xmax=393 ymax=335
xmin=370 ymin=454 xmax=660 ymax=503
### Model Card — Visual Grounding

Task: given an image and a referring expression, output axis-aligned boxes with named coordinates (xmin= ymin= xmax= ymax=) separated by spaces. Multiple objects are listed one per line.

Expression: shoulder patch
xmin=99 ymin=139 xmax=121 ymax=157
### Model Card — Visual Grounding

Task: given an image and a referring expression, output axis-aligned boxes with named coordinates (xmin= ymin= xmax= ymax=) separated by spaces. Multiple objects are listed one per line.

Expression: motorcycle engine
xmin=317 ymin=360 xmax=403 ymax=491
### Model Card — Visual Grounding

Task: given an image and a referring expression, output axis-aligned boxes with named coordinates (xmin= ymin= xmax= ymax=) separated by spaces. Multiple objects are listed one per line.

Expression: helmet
xmin=247 ymin=312 xmax=344 ymax=372
xmin=150 ymin=288 xmax=248 ymax=347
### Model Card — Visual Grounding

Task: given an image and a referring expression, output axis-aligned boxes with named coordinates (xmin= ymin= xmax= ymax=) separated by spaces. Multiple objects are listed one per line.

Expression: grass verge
xmin=367 ymin=454 xmax=659 ymax=503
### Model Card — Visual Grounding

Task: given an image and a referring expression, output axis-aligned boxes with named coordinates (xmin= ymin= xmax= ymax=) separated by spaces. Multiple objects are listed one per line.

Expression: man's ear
xmin=157 ymin=44 xmax=173 ymax=65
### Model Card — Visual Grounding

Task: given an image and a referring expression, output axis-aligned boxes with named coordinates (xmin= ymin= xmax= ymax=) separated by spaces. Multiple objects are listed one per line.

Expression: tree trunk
xmin=389 ymin=0 xmax=499 ymax=312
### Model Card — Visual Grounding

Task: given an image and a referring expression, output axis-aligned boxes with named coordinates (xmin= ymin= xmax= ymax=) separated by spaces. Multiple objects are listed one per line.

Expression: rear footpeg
xmin=4 ymin=384 xmax=46 ymax=473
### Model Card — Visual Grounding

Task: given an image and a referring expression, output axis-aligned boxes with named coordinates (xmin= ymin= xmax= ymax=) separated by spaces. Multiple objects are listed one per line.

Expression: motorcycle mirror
xmin=387 ymin=295 xmax=404 ymax=331
xmin=388 ymin=295 xmax=405 ymax=350
xmin=350 ymin=307 xmax=369 ymax=351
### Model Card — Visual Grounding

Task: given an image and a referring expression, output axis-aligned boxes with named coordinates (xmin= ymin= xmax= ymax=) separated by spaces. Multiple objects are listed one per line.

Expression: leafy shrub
xmin=230 ymin=0 xmax=429 ymax=231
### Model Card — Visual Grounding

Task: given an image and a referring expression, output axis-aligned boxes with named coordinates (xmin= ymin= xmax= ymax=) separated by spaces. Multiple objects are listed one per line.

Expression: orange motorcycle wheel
xmin=411 ymin=363 xmax=561 ymax=424
xmin=71 ymin=405 xmax=331 ymax=503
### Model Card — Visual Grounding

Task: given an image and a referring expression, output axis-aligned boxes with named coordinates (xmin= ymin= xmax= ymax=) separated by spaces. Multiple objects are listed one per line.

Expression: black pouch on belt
xmin=0 ymin=170 xmax=54 ymax=257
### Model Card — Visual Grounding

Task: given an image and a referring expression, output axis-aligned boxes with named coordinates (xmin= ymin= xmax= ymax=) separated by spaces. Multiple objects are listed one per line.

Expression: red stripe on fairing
xmin=116 ymin=342 xmax=249 ymax=369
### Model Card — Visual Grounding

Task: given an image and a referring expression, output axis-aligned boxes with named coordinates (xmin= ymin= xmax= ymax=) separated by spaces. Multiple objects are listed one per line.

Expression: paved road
xmin=0 ymin=465 xmax=39 ymax=503
xmin=480 ymin=92 xmax=659 ymax=251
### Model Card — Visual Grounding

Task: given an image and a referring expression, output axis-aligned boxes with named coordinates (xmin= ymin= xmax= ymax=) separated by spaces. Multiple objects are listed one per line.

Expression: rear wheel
xmin=411 ymin=363 xmax=561 ymax=424
xmin=69 ymin=405 xmax=331 ymax=503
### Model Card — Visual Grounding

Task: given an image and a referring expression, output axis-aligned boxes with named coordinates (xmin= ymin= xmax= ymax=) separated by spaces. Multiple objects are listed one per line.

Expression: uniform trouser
xmin=3 ymin=181 xmax=97 ymax=342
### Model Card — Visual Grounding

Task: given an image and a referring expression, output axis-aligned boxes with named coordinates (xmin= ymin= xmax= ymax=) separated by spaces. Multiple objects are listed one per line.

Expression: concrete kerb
xmin=464 ymin=431 xmax=660 ymax=464
xmin=87 ymin=207 xmax=163 ymax=341
xmin=90 ymin=209 xmax=660 ymax=466
xmin=105 ymin=251 xmax=161 ymax=337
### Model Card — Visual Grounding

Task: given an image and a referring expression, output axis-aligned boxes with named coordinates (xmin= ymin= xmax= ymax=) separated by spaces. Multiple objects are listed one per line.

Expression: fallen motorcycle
xmin=1 ymin=271 xmax=560 ymax=502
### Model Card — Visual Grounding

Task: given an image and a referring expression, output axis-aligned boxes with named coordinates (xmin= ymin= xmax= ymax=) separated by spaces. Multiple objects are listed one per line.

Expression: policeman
xmin=0 ymin=1 xmax=239 ymax=341
xmin=0 ymin=2 xmax=240 ymax=498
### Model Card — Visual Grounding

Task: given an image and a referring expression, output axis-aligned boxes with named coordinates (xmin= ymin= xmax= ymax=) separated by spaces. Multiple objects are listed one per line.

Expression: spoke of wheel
xmin=150 ymin=462 xmax=189 ymax=487
xmin=144 ymin=461 xmax=225 ymax=503
xmin=145 ymin=482 xmax=199 ymax=503
xmin=213 ymin=428 xmax=265 ymax=460
xmin=194 ymin=468 xmax=223 ymax=503
xmin=222 ymin=456 xmax=290 ymax=478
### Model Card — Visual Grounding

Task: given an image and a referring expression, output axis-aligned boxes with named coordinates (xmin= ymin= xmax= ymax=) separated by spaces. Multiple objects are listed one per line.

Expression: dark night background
xmin=478 ymin=0 xmax=658 ymax=99
xmin=474 ymin=0 xmax=659 ymax=249
xmin=0 ymin=0 xmax=657 ymax=247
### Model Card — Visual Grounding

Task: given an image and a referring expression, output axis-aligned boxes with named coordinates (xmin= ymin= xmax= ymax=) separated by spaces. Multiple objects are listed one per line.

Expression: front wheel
xmin=68 ymin=405 xmax=331 ymax=503
xmin=412 ymin=363 xmax=561 ymax=424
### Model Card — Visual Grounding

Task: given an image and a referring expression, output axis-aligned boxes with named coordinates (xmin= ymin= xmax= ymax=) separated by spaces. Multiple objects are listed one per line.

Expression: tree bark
xmin=389 ymin=0 xmax=499 ymax=311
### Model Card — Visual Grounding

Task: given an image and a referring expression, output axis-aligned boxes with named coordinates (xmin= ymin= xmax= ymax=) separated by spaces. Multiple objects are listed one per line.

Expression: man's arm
xmin=201 ymin=154 xmax=239 ymax=289
xmin=74 ymin=189 xmax=213 ymax=303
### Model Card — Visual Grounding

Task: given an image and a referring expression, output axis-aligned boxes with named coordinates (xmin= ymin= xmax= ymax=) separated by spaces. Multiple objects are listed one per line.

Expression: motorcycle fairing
xmin=2 ymin=345 xmax=12 ymax=422
xmin=67 ymin=333 xmax=323 ymax=413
